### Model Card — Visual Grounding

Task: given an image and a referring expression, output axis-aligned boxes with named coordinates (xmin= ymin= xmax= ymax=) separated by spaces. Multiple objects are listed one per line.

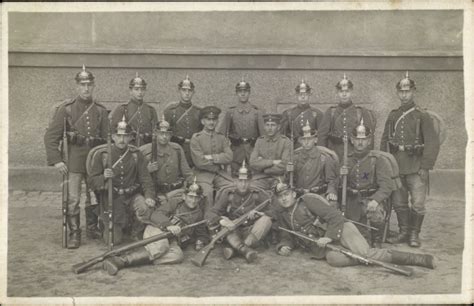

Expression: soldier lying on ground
xmin=102 ymin=181 xmax=210 ymax=275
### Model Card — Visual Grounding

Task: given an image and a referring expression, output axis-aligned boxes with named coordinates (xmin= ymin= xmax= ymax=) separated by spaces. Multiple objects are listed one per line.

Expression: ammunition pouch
xmin=113 ymin=184 xmax=141 ymax=197
xmin=229 ymin=136 xmax=256 ymax=147
xmin=347 ymin=188 xmax=377 ymax=198
xmin=156 ymin=178 xmax=184 ymax=193
xmin=389 ymin=141 xmax=424 ymax=156
xmin=295 ymin=184 xmax=328 ymax=197
xmin=69 ymin=131 xmax=105 ymax=147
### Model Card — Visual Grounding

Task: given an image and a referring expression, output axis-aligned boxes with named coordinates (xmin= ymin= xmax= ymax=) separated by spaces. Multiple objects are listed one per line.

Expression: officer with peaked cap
xmin=209 ymin=160 xmax=273 ymax=262
xmin=280 ymin=79 xmax=323 ymax=147
xmin=217 ymin=78 xmax=265 ymax=177
xmin=44 ymin=65 xmax=109 ymax=249
xmin=102 ymin=178 xmax=210 ymax=276
xmin=110 ymin=73 xmax=158 ymax=147
xmin=249 ymin=113 xmax=292 ymax=191
xmin=163 ymin=75 xmax=202 ymax=167
xmin=318 ymin=73 xmax=376 ymax=161
xmin=293 ymin=121 xmax=339 ymax=207
xmin=380 ymin=72 xmax=440 ymax=248
xmin=88 ymin=117 xmax=156 ymax=246
xmin=272 ymin=180 xmax=435 ymax=270
xmin=143 ymin=115 xmax=193 ymax=196
xmin=190 ymin=106 xmax=234 ymax=206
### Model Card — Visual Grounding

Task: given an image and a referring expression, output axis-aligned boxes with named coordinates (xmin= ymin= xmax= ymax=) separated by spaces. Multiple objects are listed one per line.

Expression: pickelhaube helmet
xmin=238 ymin=160 xmax=249 ymax=180
xmin=200 ymin=106 xmax=221 ymax=120
xmin=186 ymin=177 xmax=203 ymax=197
xmin=75 ymin=64 xmax=95 ymax=84
xmin=301 ymin=120 xmax=317 ymax=138
xmin=351 ymin=118 xmax=372 ymax=139
xmin=178 ymin=75 xmax=195 ymax=90
xmin=274 ymin=179 xmax=291 ymax=196
xmin=235 ymin=77 xmax=251 ymax=91
xmin=115 ymin=115 xmax=133 ymax=135
xmin=396 ymin=71 xmax=416 ymax=91
xmin=155 ymin=114 xmax=172 ymax=133
xmin=295 ymin=79 xmax=312 ymax=93
xmin=336 ymin=73 xmax=354 ymax=90
xmin=129 ymin=72 xmax=147 ymax=89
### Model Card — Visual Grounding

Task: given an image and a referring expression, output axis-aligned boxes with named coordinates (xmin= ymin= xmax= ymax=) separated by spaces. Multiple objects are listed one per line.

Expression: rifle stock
xmin=73 ymin=220 xmax=207 ymax=274
xmin=191 ymin=198 xmax=271 ymax=267
xmin=341 ymin=135 xmax=348 ymax=215
xmin=287 ymin=120 xmax=294 ymax=188
xmin=279 ymin=227 xmax=412 ymax=276
xmin=106 ymin=126 xmax=114 ymax=251
xmin=62 ymin=117 xmax=69 ymax=248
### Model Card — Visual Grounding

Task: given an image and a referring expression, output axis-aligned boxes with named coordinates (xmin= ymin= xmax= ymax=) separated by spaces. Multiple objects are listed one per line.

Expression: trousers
xmin=142 ymin=226 xmax=185 ymax=264
xmin=392 ymin=173 xmax=427 ymax=215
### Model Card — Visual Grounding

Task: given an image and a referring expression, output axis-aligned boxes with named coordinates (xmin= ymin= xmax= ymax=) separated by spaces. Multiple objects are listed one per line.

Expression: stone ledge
xmin=8 ymin=166 xmax=466 ymax=200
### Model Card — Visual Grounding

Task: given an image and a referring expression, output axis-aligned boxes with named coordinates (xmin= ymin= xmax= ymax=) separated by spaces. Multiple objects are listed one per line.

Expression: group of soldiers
xmin=44 ymin=66 xmax=440 ymax=276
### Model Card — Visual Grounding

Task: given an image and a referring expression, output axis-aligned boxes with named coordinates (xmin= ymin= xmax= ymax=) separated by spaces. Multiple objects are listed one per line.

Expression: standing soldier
xmin=280 ymin=80 xmax=323 ymax=147
xmin=110 ymin=74 xmax=158 ymax=147
xmin=209 ymin=161 xmax=272 ymax=262
xmin=294 ymin=121 xmax=339 ymax=207
xmin=88 ymin=117 xmax=156 ymax=245
xmin=217 ymin=79 xmax=265 ymax=177
xmin=102 ymin=181 xmax=210 ymax=275
xmin=163 ymin=75 xmax=202 ymax=167
xmin=318 ymin=74 xmax=376 ymax=161
xmin=249 ymin=114 xmax=292 ymax=191
xmin=142 ymin=117 xmax=194 ymax=197
xmin=381 ymin=72 xmax=440 ymax=248
xmin=190 ymin=106 xmax=234 ymax=205
xmin=342 ymin=122 xmax=396 ymax=248
xmin=44 ymin=65 xmax=109 ymax=249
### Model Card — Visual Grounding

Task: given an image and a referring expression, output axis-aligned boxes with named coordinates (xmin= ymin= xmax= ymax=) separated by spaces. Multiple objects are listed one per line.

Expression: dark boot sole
xmin=102 ymin=260 xmax=119 ymax=276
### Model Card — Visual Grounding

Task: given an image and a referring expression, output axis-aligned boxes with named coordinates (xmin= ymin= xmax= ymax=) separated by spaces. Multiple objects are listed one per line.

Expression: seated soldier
xmin=190 ymin=106 xmax=234 ymax=205
xmin=142 ymin=116 xmax=193 ymax=200
xmin=273 ymin=181 xmax=435 ymax=270
xmin=341 ymin=120 xmax=396 ymax=248
xmin=88 ymin=116 xmax=156 ymax=245
xmin=294 ymin=120 xmax=338 ymax=207
xmin=102 ymin=180 xmax=210 ymax=275
xmin=208 ymin=161 xmax=273 ymax=263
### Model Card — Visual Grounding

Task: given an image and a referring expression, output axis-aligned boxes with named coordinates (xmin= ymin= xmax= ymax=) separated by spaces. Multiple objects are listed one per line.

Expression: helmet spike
xmin=405 ymin=71 xmax=409 ymax=78
xmin=136 ymin=72 xmax=139 ymax=78
xmin=343 ymin=73 xmax=347 ymax=80
xmin=82 ymin=64 xmax=86 ymax=72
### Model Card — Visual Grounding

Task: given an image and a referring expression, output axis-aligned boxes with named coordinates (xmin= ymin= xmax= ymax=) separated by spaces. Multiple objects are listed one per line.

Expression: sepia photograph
xmin=1 ymin=1 xmax=472 ymax=304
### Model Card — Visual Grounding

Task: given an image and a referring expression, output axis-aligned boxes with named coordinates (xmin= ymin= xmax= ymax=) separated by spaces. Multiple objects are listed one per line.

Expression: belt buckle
xmin=399 ymin=145 xmax=405 ymax=151
xmin=118 ymin=189 xmax=124 ymax=195
xmin=242 ymin=138 xmax=248 ymax=143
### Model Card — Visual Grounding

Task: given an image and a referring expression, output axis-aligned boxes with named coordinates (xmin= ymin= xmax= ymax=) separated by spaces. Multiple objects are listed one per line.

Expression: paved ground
xmin=7 ymin=190 xmax=465 ymax=297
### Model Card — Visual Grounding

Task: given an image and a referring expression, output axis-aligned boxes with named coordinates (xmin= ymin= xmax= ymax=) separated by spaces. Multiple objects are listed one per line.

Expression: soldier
xmin=208 ymin=161 xmax=272 ymax=262
xmin=273 ymin=181 xmax=435 ymax=270
xmin=190 ymin=106 xmax=234 ymax=206
xmin=380 ymin=72 xmax=440 ymax=247
xmin=143 ymin=117 xmax=194 ymax=197
xmin=294 ymin=121 xmax=339 ymax=207
xmin=280 ymin=80 xmax=323 ymax=147
xmin=44 ymin=65 xmax=109 ymax=249
xmin=317 ymin=74 xmax=376 ymax=161
xmin=249 ymin=114 xmax=292 ymax=191
xmin=163 ymin=75 xmax=202 ymax=167
xmin=88 ymin=117 xmax=156 ymax=245
xmin=110 ymin=74 xmax=158 ymax=147
xmin=217 ymin=78 xmax=265 ymax=177
xmin=102 ymin=180 xmax=209 ymax=276
xmin=342 ymin=122 xmax=395 ymax=248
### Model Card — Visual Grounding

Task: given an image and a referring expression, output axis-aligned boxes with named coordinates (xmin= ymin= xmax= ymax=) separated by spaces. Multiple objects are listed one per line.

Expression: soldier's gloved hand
xmin=326 ymin=193 xmax=338 ymax=201
xmin=272 ymin=160 xmax=282 ymax=165
xmin=418 ymin=169 xmax=429 ymax=182
xmin=195 ymin=239 xmax=204 ymax=251
xmin=247 ymin=210 xmax=264 ymax=220
xmin=367 ymin=199 xmax=379 ymax=212
xmin=340 ymin=166 xmax=349 ymax=176
xmin=278 ymin=246 xmax=292 ymax=256
xmin=54 ymin=162 xmax=68 ymax=176
xmin=204 ymin=155 xmax=214 ymax=161
xmin=147 ymin=162 xmax=159 ymax=173
xmin=145 ymin=198 xmax=156 ymax=208
xmin=166 ymin=225 xmax=181 ymax=236
xmin=316 ymin=237 xmax=332 ymax=248
xmin=104 ymin=168 xmax=114 ymax=179
xmin=219 ymin=216 xmax=235 ymax=229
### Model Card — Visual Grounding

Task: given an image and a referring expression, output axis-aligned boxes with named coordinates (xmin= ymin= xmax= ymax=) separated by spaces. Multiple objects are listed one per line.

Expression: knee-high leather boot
xmin=67 ymin=215 xmax=81 ymax=249
xmin=102 ymin=246 xmax=152 ymax=276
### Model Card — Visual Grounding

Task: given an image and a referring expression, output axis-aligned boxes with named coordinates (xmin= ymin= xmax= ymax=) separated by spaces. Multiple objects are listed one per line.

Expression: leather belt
xmin=113 ymin=184 xmax=140 ymax=196
xmin=156 ymin=181 xmax=184 ymax=193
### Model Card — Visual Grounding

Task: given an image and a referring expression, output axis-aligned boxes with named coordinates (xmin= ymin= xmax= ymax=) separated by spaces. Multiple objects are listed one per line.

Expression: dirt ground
xmin=7 ymin=190 xmax=465 ymax=297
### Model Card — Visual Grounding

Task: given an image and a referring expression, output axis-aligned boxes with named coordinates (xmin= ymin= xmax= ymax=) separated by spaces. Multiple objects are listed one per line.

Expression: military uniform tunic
xmin=163 ymin=101 xmax=202 ymax=167
xmin=110 ymin=100 xmax=158 ymax=146
xmin=317 ymin=102 xmax=376 ymax=161
xmin=217 ymin=103 xmax=265 ymax=175
xmin=294 ymin=146 xmax=339 ymax=195
xmin=249 ymin=134 xmax=292 ymax=176
xmin=280 ymin=104 xmax=323 ymax=144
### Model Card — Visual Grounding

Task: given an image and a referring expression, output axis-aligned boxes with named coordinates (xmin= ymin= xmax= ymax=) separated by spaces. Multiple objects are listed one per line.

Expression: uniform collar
xmin=338 ymin=101 xmax=353 ymax=109
xmin=157 ymin=144 xmax=172 ymax=156
xmin=237 ymin=102 xmax=252 ymax=113
xmin=77 ymin=96 xmax=93 ymax=105
xmin=353 ymin=149 xmax=370 ymax=160
xmin=302 ymin=146 xmax=321 ymax=158
xmin=399 ymin=101 xmax=416 ymax=112
xmin=179 ymin=101 xmax=192 ymax=109
xmin=202 ymin=129 xmax=215 ymax=136
xmin=297 ymin=103 xmax=310 ymax=110
xmin=265 ymin=134 xmax=279 ymax=142
xmin=130 ymin=98 xmax=144 ymax=106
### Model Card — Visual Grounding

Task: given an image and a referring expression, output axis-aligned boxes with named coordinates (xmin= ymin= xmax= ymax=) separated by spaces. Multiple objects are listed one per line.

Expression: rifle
xmin=62 ymin=117 xmax=69 ymax=248
xmin=341 ymin=134 xmax=348 ymax=215
xmin=383 ymin=121 xmax=393 ymax=242
xmin=279 ymin=227 xmax=412 ymax=276
xmin=136 ymin=124 xmax=141 ymax=147
xmin=72 ymin=219 xmax=207 ymax=274
xmin=287 ymin=120 xmax=295 ymax=188
xmin=345 ymin=218 xmax=378 ymax=231
xmin=106 ymin=125 xmax=114 ymax=251
xmin=191 ymin=198 xmax=271 ymax=267
xmin=151 ymin=119 xmax=158 ymax=184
